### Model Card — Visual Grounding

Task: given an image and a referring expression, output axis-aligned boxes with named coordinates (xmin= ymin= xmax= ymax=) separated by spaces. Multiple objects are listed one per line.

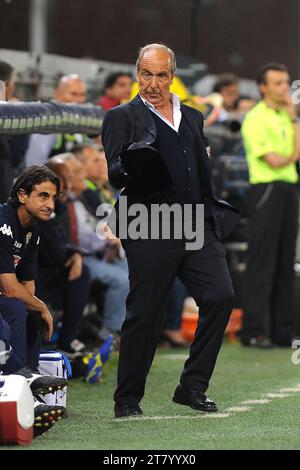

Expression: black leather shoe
xmin=114 ymin=402 xmax=143 ymax=418
xmin=173 ymin=384 xmax=218 ymax=412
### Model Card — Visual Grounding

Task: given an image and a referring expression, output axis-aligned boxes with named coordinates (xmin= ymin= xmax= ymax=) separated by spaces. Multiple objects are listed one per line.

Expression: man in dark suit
xmin=102 ymin=44 xmax=239 ymax=418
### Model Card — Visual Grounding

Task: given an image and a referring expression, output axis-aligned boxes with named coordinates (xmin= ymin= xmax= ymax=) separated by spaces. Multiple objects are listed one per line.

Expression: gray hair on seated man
xmin=49 ymin=152 xmax=76 ymax=163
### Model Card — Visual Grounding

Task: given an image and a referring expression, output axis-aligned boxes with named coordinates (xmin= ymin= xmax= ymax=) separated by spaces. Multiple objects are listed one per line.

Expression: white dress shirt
xmin=140 ymin=93 xmax=182 ymax=133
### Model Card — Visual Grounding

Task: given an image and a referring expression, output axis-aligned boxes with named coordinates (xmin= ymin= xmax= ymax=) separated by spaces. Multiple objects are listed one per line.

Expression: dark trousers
xmin=115 ymin=229 xmax=234 ymax=405
xmin=242 ymin=182 xmax=299 ymax=343
xmin=36 ymin=264 xmax=91 ymax=348
xmin=0 ymin=297 xmax=42 ymax=373
xmin=0 ymin=311 xmax=25 ymax=373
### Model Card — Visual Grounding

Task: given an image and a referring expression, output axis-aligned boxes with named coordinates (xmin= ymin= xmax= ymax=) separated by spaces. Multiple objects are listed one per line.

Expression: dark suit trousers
xmin=114 ymin=228 xmax=234 ymax=405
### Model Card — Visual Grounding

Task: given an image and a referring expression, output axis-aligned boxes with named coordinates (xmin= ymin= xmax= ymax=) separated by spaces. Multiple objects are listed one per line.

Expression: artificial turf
xmin=2 ymin=342 xmax=300 ymax=450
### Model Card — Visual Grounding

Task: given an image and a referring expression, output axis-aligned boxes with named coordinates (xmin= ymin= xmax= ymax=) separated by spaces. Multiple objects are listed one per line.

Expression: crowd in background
xmin=0 ymin=57 xmax=299 ymax=367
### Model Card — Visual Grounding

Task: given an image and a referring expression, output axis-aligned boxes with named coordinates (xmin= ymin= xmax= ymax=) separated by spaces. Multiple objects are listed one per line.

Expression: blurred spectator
xmin=10 ymin=133 xmax=30 ymax=178
xmin=241 ymin=63 xmax=300 ymax=348
xmin=213 ymin=73 xmax=240 ymax=121
xmin=55 ymin=74 xmax=87 ymax=104
xmin=202 ymin=74 xmax=244 ymax=157
xmin=97 ymin=72 xmax=133 ymax=110
xmin=72 ymin=143 xmax=116 ymax=204
xmin=36 ymin=157 xmax=91 ymax=358
xmin=58 ymin=153 xmax=129 ymax=341
xmin=0 ymin=61 xmax=29 ymax=201
xmin=25 ymin=74 xmax=89 ymax=166
xmin=0 ymin=61 xmax=15 ymax=202
xmin=235 ymin=95 xmax=257 ymax=114
xmin=0 ymin=61 xmax=16 ymax=101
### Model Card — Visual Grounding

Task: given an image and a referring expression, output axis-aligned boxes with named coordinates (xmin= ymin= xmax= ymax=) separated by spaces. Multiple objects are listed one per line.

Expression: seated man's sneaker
xmin=16 ymin=366 xmax=67 ymax=396
xmin=33 ymin=397 xmax=65 ymax=436
xmin=173 ymin=384 xmax=218 ymax=413
xmin=114 ymin=402 xmax=143 ymax=418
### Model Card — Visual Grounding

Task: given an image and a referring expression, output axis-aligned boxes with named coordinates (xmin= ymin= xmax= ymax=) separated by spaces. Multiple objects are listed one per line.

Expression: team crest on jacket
xmin=0 ymin=224 xmax=13 ymax=238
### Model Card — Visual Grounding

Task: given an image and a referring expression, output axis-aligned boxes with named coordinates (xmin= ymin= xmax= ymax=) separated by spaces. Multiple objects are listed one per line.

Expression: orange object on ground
xmin=180 ymin=308 xmax=244 ymax=343
xmin=225 ymin=308 xmax=244 ymax=341
xmin=180 ymin=312 xmax=199 ymax=342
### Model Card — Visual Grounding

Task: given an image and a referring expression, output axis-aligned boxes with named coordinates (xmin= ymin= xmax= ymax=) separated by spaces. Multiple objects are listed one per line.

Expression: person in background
xmin=72 ymin=144 xmax=116 ymax=204
xmin=241 ymin=63 xmax=300 ymax=348
xmin=36 ymin=157 xmax=91 ymax=358
xmin=235 ymin=95 xmax=257 ymax=114
xmin=213 ymin=73 xmax=240 ymax=121
xmin=57 ymin=153 xmax=129 ymax=342
xmin=97 ymin=72 xmax=133 ymax=111
xmin=0 ymin=61 xmax=30 ymax=201
xmin=25 ymin=74 xmax=89 ymax=166
xmin=55 ymin=74 xmax=87 ymax=104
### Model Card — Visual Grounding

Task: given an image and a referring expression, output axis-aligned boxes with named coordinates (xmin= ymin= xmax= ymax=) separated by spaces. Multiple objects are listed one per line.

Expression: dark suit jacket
xmin=0 ymin=136 xmax=13 ymax=204
xmin=101 ymin=95 xmax=239 ymax=240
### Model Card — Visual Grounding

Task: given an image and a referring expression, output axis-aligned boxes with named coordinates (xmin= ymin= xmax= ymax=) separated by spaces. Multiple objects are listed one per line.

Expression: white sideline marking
xmin=202 ymin=413 xmax=231 ymax=419
xmin=279 ymin=387 xmax=300 ymax=393
xmin=115 ymin=413 xmax=231 ymax=422
xmin=241 ymin=399 xmax=271 ymax=405
xmin=225 ymin=406 xmax=252 ymax=413
xmin=265 ymin=393 xmax=292 ymax=398
xmin=157 ymin=354 xmax=188 ymax=360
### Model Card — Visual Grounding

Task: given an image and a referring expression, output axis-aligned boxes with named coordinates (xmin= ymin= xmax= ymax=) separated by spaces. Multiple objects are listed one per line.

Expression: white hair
xmin=50 ymin=152 xmax=76 ymax=163
xmin=56 ymin=74 xmax=85 ymax=90
xmin=136 ymin=43 xmax=176 ymax=74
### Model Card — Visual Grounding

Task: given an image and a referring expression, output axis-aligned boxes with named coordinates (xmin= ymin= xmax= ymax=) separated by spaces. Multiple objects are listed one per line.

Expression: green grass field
xmin=3 ymin=342 xmax=300 ymax=450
